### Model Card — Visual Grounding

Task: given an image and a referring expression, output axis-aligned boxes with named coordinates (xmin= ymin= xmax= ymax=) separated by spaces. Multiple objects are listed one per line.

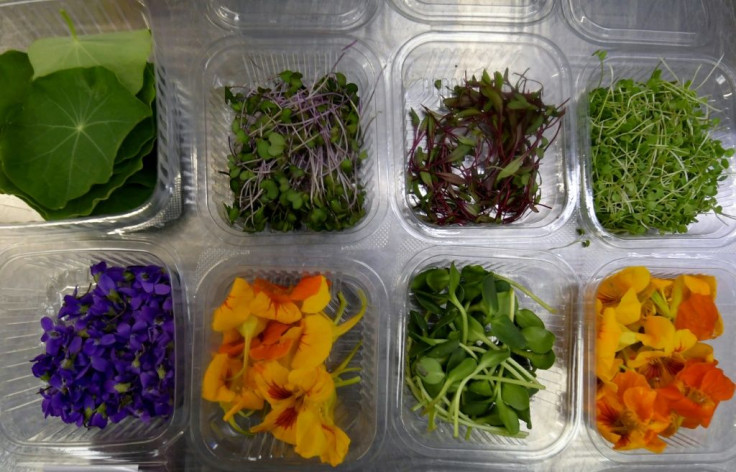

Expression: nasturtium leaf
xmin=137 ymin=62 xmax=157 ymax=107
xmin=28 ymin=23 xmax=152 ymax=95
xmin=91 ymin=183 xmax=154 ymax=217
xmin=21 ymin=151 xmax=145 ymax=220
xmin=1 ymin=66 xmax=151 ymax=209
xmin=0 ymin=51 xmax=33 ymax=129
xmin=118 ymin=117 xmax=155 ymax=164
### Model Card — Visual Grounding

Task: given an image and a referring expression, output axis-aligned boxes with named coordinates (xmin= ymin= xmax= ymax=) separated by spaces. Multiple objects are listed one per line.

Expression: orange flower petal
xmin=622 ymin=386 xmax=657 ymax=422
xmin=288 ymin=365 xmax=336 ymax=406
xmin=250 ymin=325 xmax=301 ymax=361
xmin=291 ymin=315 xmax=334 ymax=370
xmin=251 ymin=403 xmax=299 ymax=445
xmin=683 ymin=275 xmax=715 ymax=297
xmin=291 ymin=275 xmax=331 ymax=314
xmin=294 ymin=407 xmax=327 ymax=460
xmin=597 ymin=267 xmax=650 ymax=304
xmin=675 ymin=294 xmax=722 ymax=340
xmin=251 ymin=291 xmax=303 ymax=324
xmin=637 ymin=316 xmax=675 ymax=351
xmin=614 ymin=287 xmax=642 ymax=325
xmin=253 ymin=361 xmax=293 ymax=405
xmin=222 ymin=390 xmax=265 ymax=421
xmin=696 ymin=364 xmax=736 ymax=403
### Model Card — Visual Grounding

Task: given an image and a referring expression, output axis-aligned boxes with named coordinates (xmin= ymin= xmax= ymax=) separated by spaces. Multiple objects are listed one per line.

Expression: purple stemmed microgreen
xmin=222 ymin=63 xmax=370 ymax=232
xmin=407 ymin=69 xmax=566 ymax=226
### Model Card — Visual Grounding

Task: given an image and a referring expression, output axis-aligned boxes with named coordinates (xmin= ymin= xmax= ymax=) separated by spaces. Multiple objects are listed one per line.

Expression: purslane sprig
xmin=405 ymin=263 xmax=556 ymax=439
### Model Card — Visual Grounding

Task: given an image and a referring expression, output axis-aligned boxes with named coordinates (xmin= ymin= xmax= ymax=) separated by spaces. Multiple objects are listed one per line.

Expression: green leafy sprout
xmin=405 ymin=263 xmax=557 ymax=439
xmin=589 ymin=51 xmax=733 ymax=235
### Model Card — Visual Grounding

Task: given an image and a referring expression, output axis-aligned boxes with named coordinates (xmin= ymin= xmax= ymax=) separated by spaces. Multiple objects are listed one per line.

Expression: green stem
xmin=448 ymin=293 xmax=469 ymax=345
xmin=471 ymin=374 xmax=545 ymax=389
xmin=493 ymin=273 xmax=556 ymax=314
xmin=60 ymin=10 xmax=78 ymax=40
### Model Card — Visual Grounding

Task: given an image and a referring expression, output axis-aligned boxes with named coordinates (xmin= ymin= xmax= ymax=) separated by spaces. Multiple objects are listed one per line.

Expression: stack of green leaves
xmin=589 ymin=51 xmax=733 ymax=235
xmin=223 ymin=69 xmax=368 ymax=232
xmin=405 ymin=263 xmax=557 ymax=439
xmin=0 ymin=11 xmax=158 ymax=221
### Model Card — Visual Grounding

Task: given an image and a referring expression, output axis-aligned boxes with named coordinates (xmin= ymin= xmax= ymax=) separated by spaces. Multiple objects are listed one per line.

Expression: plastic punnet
xmin=394 ymin=246 xmax=579 ymax=462
xmin=585 ymin=255 xmax=736 ymax=464
xmin=190 ymin=251 xmax=387 ymax=469
xmin=0 ymin=239 xmax=187 ymax=462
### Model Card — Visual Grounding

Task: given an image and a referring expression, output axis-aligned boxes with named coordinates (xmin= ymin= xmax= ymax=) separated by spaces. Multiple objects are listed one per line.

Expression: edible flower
xmin=31 ymin=262 xmax=176 ymax=428
xmin=201 ymin=274 xmax=365 ymax=466
xmin=595 ymin=266 xmax=735 ymax=453
xmin=596 ymin=370 xmax=670 ymax=452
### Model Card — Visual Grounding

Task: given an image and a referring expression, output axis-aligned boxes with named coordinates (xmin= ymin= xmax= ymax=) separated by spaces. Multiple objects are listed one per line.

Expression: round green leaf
xmin=0 ymin=51 xmax=33 ymax=128
xmin=1 ymin=66 xmax=151 ymax=209
xmin=28 ymin=27 xmax=152 ymax=95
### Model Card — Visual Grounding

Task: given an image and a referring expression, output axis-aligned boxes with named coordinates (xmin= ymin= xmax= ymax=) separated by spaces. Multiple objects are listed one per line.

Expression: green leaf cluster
xmin=0 ymin=12 xmax=157 ymax=220
xmin=589 ymin=53 xmax=733 ymax=235
xmin=223 ymin=69 xmax=367 ymax=233
xmin=405 ymin=263 xmax=557 ymax=439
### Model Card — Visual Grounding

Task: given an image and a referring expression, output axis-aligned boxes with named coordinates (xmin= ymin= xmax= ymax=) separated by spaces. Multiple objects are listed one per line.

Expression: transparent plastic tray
xmin=390 ymin=0 xmax=554 ymax=24
xmin=1 ymin=1 xmax=736 ymax=471
xmin=0 ymin=239 xmax=188 ymax=462
xmin=0 ymin=0 xmax=181 ymax=234
xmin=391 ymin=246 xmax=579 ymax=462
xmin=392 ymin=31 xmax=576 ymax=241
xmin=563 ymin=0 xmax=713 ymax=46
xmin=577 ymin=52 xmax=736 ymax=248
xmin=205 ymin=0 xmax=379 ymax=32
xmin=584 ymin=255 xmax=736 ymax=465
xmin=189 ymin=251 xmax=388 ymax=470
xmin=195 ymin=34 xmax=387 ymax=246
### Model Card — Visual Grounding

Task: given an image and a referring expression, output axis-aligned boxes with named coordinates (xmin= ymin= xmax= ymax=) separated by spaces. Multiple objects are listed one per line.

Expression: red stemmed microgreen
xmin=407 ymin=69 xmax=566 ymax=226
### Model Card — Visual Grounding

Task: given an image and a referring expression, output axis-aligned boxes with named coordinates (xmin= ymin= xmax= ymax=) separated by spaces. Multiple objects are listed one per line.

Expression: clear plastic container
xmin=392 ymin=31 xmax=576 ymax=242
xmin=196 ymin=35 xmax=387 ymax=246
xmin=563 ymin=0 xmax=713 ymax=46
xmin=205 ymin=0 xmax=379 ymax=31
xmin=0 ymin=0 xmax=181 ymax=233
xmin=389 ymin=0 xmax=554 ymax=25
xmin=577 ymin=52 xmax=736 ymax=248
xmin=189 ymin=251 xmax=387 ymax=470
xmin=584 ymin=255 xmax=736 ymax=464
xmin=0 ymin=239 xmax=188 ymax=462
xmin=392 ymin=246 xmax=579 ymax=462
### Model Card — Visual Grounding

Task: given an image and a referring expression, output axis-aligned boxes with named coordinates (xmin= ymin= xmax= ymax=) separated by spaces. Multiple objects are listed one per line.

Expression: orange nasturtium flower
xmin=251 ymin=275 xmax=331 ymax=324
xmin=212 ymin=277 xmax=255 ymax=332
xmin=202 ymin=274 xmax=364 ymax=466
xmin=596 ymin=307 xmax=623 ymax=384
xmin=595 ymin=266 xmax=735 ymax=454
xmin=596 ymin=370 xmax=670 ymax=453
xmin=597 ymin=266 xmax=650 ymax=306
xmin=251 ymin=361 xmax=349 ymax=465
xmin=657 ymin=361 xmax=736 ymax=429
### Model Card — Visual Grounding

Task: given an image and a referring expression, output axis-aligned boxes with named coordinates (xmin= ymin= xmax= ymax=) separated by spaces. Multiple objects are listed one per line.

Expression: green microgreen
xmin=589 ymin=52 xmax=733 ymax=235
xmin=407 ymin=69 xmax=566 ymax=226
xmin=405 ymin=263 xmax=557 ymax=439
xmin=222 ymin=64 xmax=369 ymax=232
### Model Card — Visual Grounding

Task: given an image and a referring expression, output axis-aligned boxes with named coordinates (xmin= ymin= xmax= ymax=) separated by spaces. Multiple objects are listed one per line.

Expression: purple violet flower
xmin=30 ymin=261 xmax=176 ymax=429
